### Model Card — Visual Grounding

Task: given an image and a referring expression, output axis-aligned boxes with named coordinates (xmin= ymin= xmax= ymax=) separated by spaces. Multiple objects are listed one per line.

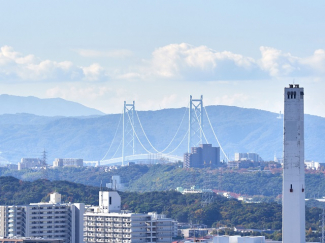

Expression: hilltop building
xmin=106 ymin=175 xmax=125 ymax=191
xmin=0 ymin=192 xmax=84 ymax=243
xmin=18 ymin=158 xmax=44 ymax=170
xmin=53 ymin=158 xmax=83 ymax=167
xmin=282 ymin=84 xmax=305 ymax=243
xmin=234 ymin=153 xmax=263 ymax=163
xmin=83 ymin=191 xmax=177 ymax=243
xmin=184 ymin=144 xmax=220 ymax=168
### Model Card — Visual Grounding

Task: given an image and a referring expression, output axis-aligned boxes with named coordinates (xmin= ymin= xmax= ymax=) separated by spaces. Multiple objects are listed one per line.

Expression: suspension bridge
xmin=100 ymin=95 xmax=229 ymax=166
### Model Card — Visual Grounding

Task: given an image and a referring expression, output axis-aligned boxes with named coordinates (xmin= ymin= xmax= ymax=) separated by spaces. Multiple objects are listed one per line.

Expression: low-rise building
xmin=53 ymin=158 xmax=83 ymax=167
xmin=0 ymin=238 xmax=64 ymax=243
xmin=0 ymin=192 xmax=84 ymax=243
xmin=83 ymin=191 xmax=177 ymax=243
xmin=18 ymin=158 xmax=44 ymax=170
xmin=234 ymin=153 xmax=263 ymax=163
xmin=212 ymin=236 xmax=265 ymax=243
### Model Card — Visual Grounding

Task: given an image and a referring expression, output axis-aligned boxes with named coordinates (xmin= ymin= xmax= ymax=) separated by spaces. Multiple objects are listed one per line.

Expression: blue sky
xmin=0 ymin=1 xmax=325 ymax=116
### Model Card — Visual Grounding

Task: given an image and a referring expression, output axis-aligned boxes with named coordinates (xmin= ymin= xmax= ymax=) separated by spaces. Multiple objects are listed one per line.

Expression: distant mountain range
xmin=0 ymin=104 xmax=324 ymax=163
xmin=0 ymin=94 xmax=104 ymax=116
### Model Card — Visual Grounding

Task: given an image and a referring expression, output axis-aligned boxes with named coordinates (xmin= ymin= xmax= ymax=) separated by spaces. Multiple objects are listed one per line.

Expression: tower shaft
xmin=188 ymin=95 xmax=203 ymax=153
xmin=282 ymin=84 xmax=305 ymax=243
xmin=122 ymin=101 xmax=135 ymax=166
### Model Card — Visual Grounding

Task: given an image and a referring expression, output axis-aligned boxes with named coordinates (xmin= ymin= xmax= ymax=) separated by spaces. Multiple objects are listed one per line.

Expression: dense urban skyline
xmin=0 ymin=1 xmax=325 ymax=116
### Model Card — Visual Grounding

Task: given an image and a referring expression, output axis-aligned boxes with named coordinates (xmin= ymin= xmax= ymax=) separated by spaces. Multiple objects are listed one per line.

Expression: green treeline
xmin=0 ymin=175 xmax=322 ymax=232
xmin=1 ymin=164 xmax=325 ymax=199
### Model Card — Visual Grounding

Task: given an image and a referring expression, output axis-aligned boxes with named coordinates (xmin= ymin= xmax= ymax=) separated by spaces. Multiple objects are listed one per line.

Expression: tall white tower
xmin=282 ymin=84 xmax=305 ymax=243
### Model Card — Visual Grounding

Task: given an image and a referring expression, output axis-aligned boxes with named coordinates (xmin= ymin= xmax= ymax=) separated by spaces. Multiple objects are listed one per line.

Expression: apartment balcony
xmin=105 ymin=218 xmax=114 ymax=222
xmin=96 ymin=223 xmax=105 ymax=227
xmin=104 ymin=229 xmax=114 ymax=233
xmin=105 ymin=223 xmax=113 ymax=227
xmin=123 ymin=229 xmax=131 ymax=233
xmin=123 ymin=219 xmax=131 ymax=222
xmin=96 ymin=233 xmax=105 ymax=237
xmin=123 ymin=224 xmax=131 ymax=227
xmin=105 ymin=233 xmax=114 ymax=238
xmin=96 ymin=239 xmax=105 ymax=242
xmin=86 ymin=228 xmax=96 ymax=232
xmin=114 ymin=224 xmax=123 ymax=228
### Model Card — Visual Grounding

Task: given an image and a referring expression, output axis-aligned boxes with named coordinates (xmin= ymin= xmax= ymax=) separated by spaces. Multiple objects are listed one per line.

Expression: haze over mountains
xmin=0 ymin=94 xmax=104 ymax=116
xmin=0 ymin=95 xmax=324 ymax=164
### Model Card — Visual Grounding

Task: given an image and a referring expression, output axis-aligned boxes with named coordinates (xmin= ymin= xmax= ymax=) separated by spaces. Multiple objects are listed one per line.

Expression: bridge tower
xmin=122 ymin=101 xmax=135 ymax=166
xmin=188 ymin=95 xmax=204 ymax=153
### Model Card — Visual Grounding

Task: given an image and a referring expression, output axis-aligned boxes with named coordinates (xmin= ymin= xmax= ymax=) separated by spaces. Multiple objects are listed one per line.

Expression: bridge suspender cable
xmin=204 ymin=107 xmax=229 ymax=162
xmin=100 ymin=112 xmax=123 ymax=161
xmin=159 ymin=106 xmax=188 ymax=153
xmin=135 ymin=110 xmax=160 ymax=153
xmin=166 ymin=129 xmax=189 ymax=155
xmin=193 ymin=108 xmax=209 ymax=144
xmin=135 ymin=105 xmax=189 ymax=154
xmin=126 ymin=111 xmax=153 ymax=154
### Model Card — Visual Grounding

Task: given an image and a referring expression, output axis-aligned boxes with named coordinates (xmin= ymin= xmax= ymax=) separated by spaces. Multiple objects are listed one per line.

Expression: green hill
xmin=1 ymin=164 xmax=325 ymax=201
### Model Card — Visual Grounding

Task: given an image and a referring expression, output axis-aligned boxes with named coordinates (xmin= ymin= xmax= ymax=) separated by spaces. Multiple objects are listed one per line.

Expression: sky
xmin=0 ymin=1 xmax=325 ymax=116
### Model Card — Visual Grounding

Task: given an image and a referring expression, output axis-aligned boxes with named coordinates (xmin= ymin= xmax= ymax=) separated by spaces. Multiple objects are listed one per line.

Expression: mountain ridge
xmin=0 ymin=105 xmax=323 ymax=163
xmin=0 ymin=94 xmax=105 ymax=116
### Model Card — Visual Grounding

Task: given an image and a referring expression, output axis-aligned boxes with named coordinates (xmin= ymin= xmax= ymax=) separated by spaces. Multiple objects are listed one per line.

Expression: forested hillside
xmin=1 ymin=164 xmax=325 ymax=200
xmin=0 ymin=105 xmax=324 ymax=162
xmin=0 ymin=176 xmax=322 ymax=241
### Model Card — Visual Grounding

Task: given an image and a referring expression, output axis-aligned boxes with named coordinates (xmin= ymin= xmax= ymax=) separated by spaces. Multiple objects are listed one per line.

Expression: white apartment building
xmin=83 ymin=191 xmax=177 ymax=243
xmin=234 ymin=153 xmax=263 ymax=163
xmin=0 ymin=192 xmax=84 ymax=243
xmin=53 ymin=159 xmax=83 ymax=167
xmin=18 ymin=158 xmax=44 ymax=170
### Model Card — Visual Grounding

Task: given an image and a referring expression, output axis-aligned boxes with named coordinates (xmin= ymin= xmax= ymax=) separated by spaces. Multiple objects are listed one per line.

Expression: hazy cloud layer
xmin=123 ymin=43 xmax=325 ymax=81
xmin=0 ymin=46 xmax=107 ymax=82
xmin=1 ymin=44 xmax=325 ymax=83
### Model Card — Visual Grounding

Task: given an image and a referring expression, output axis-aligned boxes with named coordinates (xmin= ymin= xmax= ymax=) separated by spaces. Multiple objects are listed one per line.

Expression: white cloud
xmin=2 ymin=44 xmax=325 ymax=84
xmin=148 ymin=43 xmax=263 ymax=80
xmin=0 ymin=46 xmax=106 ymax=82
xmin=119 ymin=43 xmax=325 ymax=81
xmin=75 ymin=49 xmax=133 ymax=58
